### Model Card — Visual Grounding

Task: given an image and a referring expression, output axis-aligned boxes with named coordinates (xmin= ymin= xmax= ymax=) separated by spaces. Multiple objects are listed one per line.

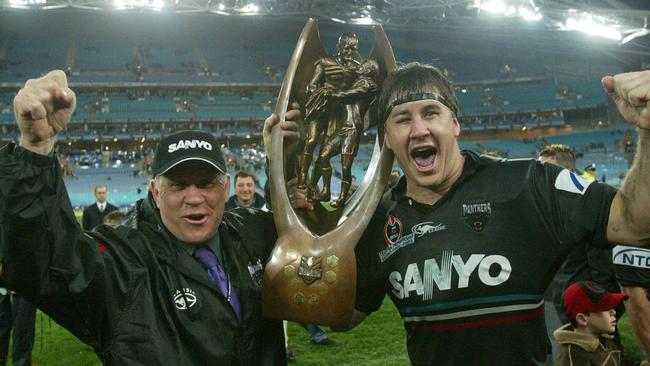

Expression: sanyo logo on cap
xmin=168 ymin=139 xmax=213 ymax=153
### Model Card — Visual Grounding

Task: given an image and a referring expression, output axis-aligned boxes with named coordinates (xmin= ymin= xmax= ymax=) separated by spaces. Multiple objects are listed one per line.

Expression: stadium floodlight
xmin=238 ymin=3 xmax=258 ymax=13
xmin=114 ymin=0 xmax=164 ymax=10
xmin=8 ymin=0 xmax=46 ymax=6
xmin=562 ymin=13 xmax=622 ymax=41
xmin=351 ymin=16 xmax=376 ymax=25
xmin=477 ymin=0 xmax=508 ymax=14
xmin=518 ymin=5 xmax=542 ymax=22
xmin=473 ymin=0 xmax=542 ymax=22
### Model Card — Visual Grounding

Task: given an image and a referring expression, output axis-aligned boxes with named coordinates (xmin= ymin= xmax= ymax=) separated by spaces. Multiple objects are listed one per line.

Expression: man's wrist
xmin=18 ymin=136 xmax=55 ymax=156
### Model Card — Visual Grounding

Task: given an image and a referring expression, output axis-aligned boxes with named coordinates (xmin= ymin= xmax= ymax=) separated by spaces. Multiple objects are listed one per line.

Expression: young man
xmin=554 ymin=281 xmax=626 ymax=366
xmin=226 ymin=171 xmax=266 ymax=210
xmin=82 ymin=185 xmax=119 ymax=230
xmin=0 ymin=70 xmax=301 ymax=365
xmin=343 ymin=63 xmax=650 ymax=365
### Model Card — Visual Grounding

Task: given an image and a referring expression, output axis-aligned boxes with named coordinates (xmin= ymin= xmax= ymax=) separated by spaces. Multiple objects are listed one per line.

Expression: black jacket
xmin=0 ymin=143 xmax=286 ymax=366
xmin=225 ymin=192 xmax=266 ymax=211
xmin=82 ymin=202 xmax=119 ymax=230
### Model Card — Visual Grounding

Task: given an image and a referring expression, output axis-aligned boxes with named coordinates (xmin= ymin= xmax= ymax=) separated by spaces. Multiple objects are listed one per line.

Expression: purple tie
xmin=194 ymin=247 xmax=241 ymax=320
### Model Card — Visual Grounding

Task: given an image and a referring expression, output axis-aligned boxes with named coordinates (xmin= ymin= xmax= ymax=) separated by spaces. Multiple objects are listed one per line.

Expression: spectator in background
xmin=225 ymin=171 xmax=266 ymax=210
xmin=0 ymin=289 xmax=36 ymax=366
xmin=82 ymin=185 xmax=118 ymax=230
xmin=539 ymin=144 xmax=577 ymax=171
xmin=538 ymin=144 xmax=622 ymax=360
xmin=582 ymin=163 xmax=598 ymax=181
xmin=102 ymin=210 xmax=127 ymax=226
xmin=554 ymin=281 xmax=625 ymax=366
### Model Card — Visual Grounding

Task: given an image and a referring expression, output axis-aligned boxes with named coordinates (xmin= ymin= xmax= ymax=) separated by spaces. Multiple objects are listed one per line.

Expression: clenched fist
xmin=14 ymin=70 xmax=76 ymax=155
xmin=602 ymin=70 xmax=650 ymax=130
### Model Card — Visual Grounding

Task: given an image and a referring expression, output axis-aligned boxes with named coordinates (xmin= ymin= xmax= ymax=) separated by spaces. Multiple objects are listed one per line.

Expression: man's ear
xmin=575 ymin=313 xmax=589 ymax=327
xmin=453 ymin=117 xmax=460 ymax=137
xmin=225 ymin=175 xmax=231 ymax=195
xmin=150 ymin=178 xmax=161 ymax=208
xmin=384 ymin=132 xmax=392 ymax=151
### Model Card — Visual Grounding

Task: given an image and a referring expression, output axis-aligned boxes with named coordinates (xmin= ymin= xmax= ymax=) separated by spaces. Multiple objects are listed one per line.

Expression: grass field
xmin=25 ymin=298 xmax=408 ymax=366
xmin=20 ymin=298 xmax=642 ymax=366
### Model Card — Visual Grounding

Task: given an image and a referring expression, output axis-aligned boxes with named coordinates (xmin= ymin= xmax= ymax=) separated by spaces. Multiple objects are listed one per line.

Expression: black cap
xmin=153 ymin=130 xmax=226 ymax=176
xmin=584 ymin=163 xmax=596 ymax=172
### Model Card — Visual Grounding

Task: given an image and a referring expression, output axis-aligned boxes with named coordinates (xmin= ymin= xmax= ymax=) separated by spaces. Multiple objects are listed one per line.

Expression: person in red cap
xmin=554 ymin=281 xmax=627 ymax=366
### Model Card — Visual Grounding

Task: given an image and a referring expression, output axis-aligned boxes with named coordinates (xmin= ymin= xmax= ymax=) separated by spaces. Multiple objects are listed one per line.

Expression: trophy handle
xmin=264 ymin=20 xmax=395 ymax=328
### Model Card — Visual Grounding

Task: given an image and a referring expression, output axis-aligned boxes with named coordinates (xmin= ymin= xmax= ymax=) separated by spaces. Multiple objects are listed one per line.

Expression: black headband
xmin=384 ymin=92 xmax=454 ymax=121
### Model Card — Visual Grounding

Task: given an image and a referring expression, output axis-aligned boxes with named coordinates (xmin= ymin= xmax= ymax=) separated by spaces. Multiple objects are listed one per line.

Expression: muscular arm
xmin=605 ymin=71 xmax=650 ymax=246
xmin=621 ymin=286 xmax=650 ymax=357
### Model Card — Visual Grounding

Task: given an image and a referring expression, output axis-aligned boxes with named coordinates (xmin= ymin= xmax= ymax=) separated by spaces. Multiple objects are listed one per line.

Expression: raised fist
xmin=14 ymin=70 xmax=76 ymax=155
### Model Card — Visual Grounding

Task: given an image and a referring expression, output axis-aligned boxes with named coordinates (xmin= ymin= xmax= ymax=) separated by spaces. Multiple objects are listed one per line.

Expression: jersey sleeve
xmin=530 ymin=161 xmax=617 ymax=249
xmin=354 ymin=212 xmax=388 ymax=315
xmin=613 ymin=245 xmax=650 ymax=288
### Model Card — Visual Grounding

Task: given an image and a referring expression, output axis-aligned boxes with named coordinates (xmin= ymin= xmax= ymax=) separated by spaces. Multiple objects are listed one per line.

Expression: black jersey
xmin=613 ymin=245 xmax=650 ymax=290
xmin=355 ymin=151 xmax=617 ymax=366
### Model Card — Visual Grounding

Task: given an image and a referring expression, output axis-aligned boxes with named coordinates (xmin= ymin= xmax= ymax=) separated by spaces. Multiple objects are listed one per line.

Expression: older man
xmin=0 ymin=70 xmax=301 ymax=365
xmin=339 ymin=63 xmax=650 ymax=365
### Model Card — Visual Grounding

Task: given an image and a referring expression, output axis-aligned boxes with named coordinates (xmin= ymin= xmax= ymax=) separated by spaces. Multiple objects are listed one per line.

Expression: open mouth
xmin=410 ymin=146 xmax=438 ymax=171
xmin=183 ymin=214 xmax=208 ymax=224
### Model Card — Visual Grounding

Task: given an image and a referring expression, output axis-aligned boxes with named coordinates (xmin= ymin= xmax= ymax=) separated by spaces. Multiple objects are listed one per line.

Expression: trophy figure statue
xmin=298 ymin=33 xmax=379 ymax=208
xmin=263 ymin=18 xmax=395 ymax=328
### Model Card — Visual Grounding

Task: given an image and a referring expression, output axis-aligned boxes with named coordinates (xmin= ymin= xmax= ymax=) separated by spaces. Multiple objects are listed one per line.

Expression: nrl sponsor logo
xmin=389 ymin=251 xmax=512 ymax=300
xmin=378 ymin=222 xmax=446 ymax=263
xmin=379 ymin=234 xmax=415 ymax=263
xmin=412 ymin=222 xmax=446 ymax=237
xmin=168 ymin=139 xmax=213 ymax=153
xmin=173 ymin=288 xmax=198 ymax=310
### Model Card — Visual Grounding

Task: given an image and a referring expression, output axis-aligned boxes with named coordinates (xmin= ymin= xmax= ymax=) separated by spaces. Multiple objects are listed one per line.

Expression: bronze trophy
xmin=262 ymin=18 xmax=395 ymax=328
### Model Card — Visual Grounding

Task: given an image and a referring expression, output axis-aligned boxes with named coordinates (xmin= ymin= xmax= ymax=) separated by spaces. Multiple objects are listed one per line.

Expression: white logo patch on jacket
xmin=554 ymin=169 xmax=593 ymax=195
xmin=173 ymin=288 xmax=198 ymax=310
